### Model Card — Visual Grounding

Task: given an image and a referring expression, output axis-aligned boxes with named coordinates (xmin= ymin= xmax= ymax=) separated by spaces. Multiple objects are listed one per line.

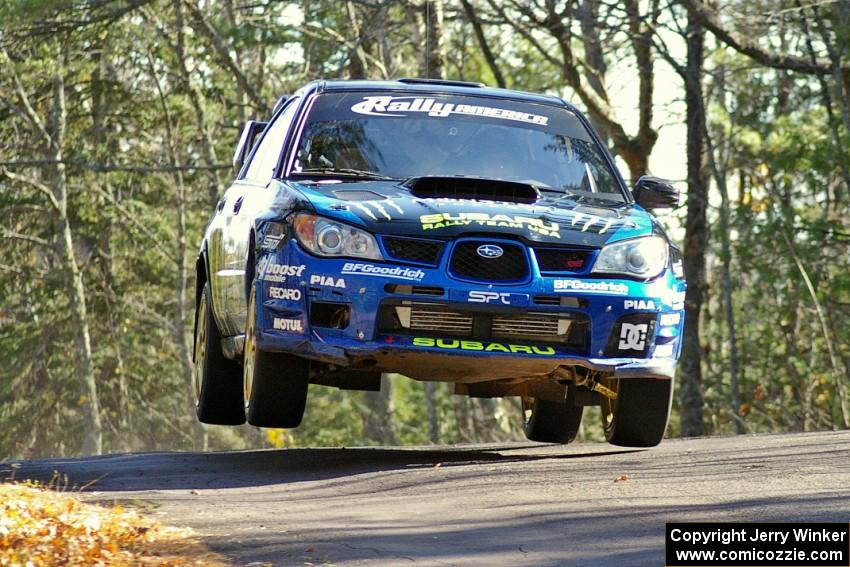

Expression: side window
xmin=243 ymin=99 xmax=299 ymax=184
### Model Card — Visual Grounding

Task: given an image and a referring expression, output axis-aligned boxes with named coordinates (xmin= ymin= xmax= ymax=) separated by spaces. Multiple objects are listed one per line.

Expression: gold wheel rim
xmin=243 ymin=287 xmax=257 ymax=410
xmin=193 ymin=297 xmax=207 ymax=406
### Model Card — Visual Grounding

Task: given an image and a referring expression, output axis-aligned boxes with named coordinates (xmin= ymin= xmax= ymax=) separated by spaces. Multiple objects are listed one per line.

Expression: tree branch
xmin=181 ymin=0 xmax=267 ymax=111
xmin=678 ymin=0 xmax=845 ymax=75
xmin=0 ymin=168 xmax=60 ymax=211
xmin=460 ymin=0 xmax=506 ymax=87
xmin=1 ymin=231 xmax=49 ymax=247
xmin=0 ymin=160 xmax=229 ymax=173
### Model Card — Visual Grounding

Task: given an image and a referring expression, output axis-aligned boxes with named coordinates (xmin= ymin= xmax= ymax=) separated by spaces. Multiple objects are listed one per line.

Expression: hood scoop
xmin=405 ymin=176 xmax=540 ymax=204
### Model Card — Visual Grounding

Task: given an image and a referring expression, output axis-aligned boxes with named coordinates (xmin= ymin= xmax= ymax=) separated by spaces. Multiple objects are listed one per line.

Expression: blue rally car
xmin=193 ymin=78 xmax=686 ymax=447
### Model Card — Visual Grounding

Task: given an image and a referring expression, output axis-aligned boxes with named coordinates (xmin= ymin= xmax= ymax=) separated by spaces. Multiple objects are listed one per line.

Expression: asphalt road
xmin=8 ymin=431 xmax=850 ymax=566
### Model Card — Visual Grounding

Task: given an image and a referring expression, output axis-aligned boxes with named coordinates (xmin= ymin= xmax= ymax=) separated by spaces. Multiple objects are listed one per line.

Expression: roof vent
xmin=397 ymin=78 xmax=486 ymax=88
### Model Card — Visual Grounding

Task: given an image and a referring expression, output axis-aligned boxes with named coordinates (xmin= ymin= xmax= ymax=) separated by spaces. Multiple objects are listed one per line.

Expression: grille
xmin=383 ymin=237 xmax=444 ymax=265
xmin=449 ymin=241 xmax=529 ymax=282
xmin=492 ymin=314 xmax=572 ymax=341
xmin=533 ymin=295 xmax=586 ymax=308
xmin=534 ymin=248 xmax=590 ymax=273
xmin=396 ymin=304 xmax=473 ymax=335
xmin=379 ymin=302 xmax=588 ymax=349
xmin=385 ymin=284 xmax=444 ymax=297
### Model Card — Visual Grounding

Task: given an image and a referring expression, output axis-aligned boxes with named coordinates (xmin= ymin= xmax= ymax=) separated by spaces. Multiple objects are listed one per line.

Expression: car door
xmin=209 ymin=98 xmax=301 ymax=336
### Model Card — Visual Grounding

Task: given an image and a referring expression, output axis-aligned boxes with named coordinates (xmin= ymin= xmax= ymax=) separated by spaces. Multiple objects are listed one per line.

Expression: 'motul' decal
xmin=350 ymin=96 xmax=550 ymax=126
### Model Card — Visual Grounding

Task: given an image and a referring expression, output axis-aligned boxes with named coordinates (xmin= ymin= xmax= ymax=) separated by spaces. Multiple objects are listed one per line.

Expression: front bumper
xmin=253 ymin=241 xmax=686 ymax=382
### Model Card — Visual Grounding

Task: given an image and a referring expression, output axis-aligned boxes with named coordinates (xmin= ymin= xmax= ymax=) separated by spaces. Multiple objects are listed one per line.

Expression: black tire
xmin=521 ymin=387 xmax=584 ymax=444
xmin=600 ymin=378 xmax=673 ymax=447
xmin=243 ymin=284 xmax=310 ymax=428
xmin=193 ymin=283 xmax=245 ymax=425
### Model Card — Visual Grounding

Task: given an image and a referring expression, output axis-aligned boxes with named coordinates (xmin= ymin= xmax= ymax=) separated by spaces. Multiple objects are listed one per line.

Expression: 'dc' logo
xmin=477 ymin=244 xmax=504 ymax=259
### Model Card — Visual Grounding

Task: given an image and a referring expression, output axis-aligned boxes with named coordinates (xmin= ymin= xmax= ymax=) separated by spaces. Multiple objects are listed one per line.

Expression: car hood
xmin=287 ymin=178 xmax=657 ymax=247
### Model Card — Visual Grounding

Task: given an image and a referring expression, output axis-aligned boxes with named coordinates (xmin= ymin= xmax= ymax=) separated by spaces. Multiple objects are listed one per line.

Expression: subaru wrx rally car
xmin=193 ymin=78 xmax=686 ymax=447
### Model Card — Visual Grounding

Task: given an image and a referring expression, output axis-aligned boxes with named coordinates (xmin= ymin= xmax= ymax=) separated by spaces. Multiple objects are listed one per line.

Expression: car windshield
xmin=290 ymin=91 xmax=624 ymax=201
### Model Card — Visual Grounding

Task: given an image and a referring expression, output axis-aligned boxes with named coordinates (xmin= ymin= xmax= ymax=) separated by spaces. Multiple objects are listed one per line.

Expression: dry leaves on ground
xmin=0 ymin=482 xmax=229 ymax=566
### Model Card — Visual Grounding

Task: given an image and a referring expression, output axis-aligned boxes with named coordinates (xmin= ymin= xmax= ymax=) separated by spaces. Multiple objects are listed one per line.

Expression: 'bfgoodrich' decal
xmin=554 ymin=279 xmax=629 ymax=295
xmin=342 ymin=263 xmax=425 ymax=281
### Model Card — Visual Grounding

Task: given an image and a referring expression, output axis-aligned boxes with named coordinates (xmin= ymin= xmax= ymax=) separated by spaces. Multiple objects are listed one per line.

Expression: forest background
xmin=1 ymin=0 xmax=849 ymax=458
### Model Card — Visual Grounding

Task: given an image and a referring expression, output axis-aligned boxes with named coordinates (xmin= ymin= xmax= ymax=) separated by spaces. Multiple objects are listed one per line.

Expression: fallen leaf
xmin=614 ymin=474 xmax=629 ymax=482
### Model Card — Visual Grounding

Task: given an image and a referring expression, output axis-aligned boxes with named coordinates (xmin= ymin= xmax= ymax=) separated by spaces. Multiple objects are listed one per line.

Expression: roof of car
xmin=308 ymin=79 xmax=572 ymax=110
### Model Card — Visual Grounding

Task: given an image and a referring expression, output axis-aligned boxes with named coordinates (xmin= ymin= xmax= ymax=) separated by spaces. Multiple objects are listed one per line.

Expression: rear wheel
xmin=243 ymin=283 xmax=310 ymax=428
xmin=521 ymin=387 xmax=584 ymax=444
xmin=193 ymin=283 xmax=245 ymax=425
xmin=600 ymin=378 xmax=673 ymax=447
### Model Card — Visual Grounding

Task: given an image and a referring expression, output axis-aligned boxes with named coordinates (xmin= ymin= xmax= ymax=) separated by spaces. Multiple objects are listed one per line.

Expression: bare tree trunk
xmin=452 ymin=396 xmax=473 ymax=442
xmin=149 ymin=53 xmax=205 ymax=447
xmin=90 ymin=47 xmax=130 ymax=442
xmin=460 ymin=0 xmax=505 ymax=87
xmin=711 ymin=148 xmax=743 ymax=434
xmin=162 ymin=0 xmax=224 ymax=209
xmin=576 ymin=0 xmax=608 ymax=141
xmin=801 ymin=6 xmax=850 ymax=202
xmin=703 ymin=67 xmax=743 ymax=434
xmin=346 ymin=1 xmax=370 ymax=79
xmin=50 ymin=70 xmax=103 ymax=455
xmin=362 ymin=374 xmax=397 ymax=445
xmin=679 ymin=12 xmax=707 ymax=437
xmin=423 ymin=0 xmax=445 ymax=79
xmin=425 ymin=382 xmax=439 ymax=443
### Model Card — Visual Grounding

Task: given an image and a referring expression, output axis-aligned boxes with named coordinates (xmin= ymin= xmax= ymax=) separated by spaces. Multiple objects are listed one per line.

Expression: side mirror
xmin=633 ymin=176 xmax=679 ymax=209
xmin=233 ymin=120 xmax=267 ymax=171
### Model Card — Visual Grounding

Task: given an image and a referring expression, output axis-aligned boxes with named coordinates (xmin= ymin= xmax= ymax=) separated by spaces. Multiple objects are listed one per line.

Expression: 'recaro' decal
xmin=269 ymin=287 xmax=302 ymax=301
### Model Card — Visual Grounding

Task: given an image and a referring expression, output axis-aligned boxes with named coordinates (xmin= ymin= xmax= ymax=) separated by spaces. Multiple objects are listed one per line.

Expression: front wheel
xmin=193 ymin=283 xmax=245 ymax=425
xmin=600 ymin=378 xmax=673 ymax=447
xmin=521 ymin=387 xmax=584 ymax=444
xmin=243 ymin=284 xmax=310 ymax=428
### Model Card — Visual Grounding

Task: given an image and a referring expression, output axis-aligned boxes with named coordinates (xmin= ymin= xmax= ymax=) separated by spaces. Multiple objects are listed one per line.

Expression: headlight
xmin=593 ymin=236 xmax=668 ymax=279
xmin=292 ymin=213 xmax=384 ymax=260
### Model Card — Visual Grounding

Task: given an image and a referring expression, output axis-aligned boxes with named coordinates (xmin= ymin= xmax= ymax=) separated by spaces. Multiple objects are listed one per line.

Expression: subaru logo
xmin=477 ymin=244 xmax=504 ymax=259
